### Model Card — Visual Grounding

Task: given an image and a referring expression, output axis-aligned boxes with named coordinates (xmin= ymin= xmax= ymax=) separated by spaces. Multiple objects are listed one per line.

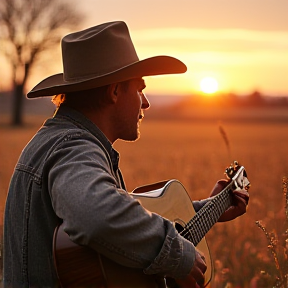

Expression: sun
xmin=200 ymin=77 xmax=219 ymax=94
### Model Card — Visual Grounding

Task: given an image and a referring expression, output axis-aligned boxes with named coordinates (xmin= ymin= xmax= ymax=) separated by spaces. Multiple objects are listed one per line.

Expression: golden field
xmin=0 ymin=111 xmax=287 ymax=287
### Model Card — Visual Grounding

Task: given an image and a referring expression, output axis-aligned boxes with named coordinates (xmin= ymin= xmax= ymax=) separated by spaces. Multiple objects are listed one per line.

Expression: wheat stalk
xmin=283 ymin=176 xmax=288 ymax=288
xmin=255 ymin=221 xmax=285 ymax=287
xmin=218 ymin=124 xmax=231 ymax=160
xmin=255 ymin=176 xmax=288 ymax=288
xmin=283 ymin=177 xmax=288 ymax=223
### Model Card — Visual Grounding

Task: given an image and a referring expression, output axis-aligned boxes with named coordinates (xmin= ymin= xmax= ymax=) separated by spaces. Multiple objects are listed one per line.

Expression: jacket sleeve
xmin=193 ymin=199 xmax=211 ymax=212
xmin=47 ymin=133 xmax=195 ymax=279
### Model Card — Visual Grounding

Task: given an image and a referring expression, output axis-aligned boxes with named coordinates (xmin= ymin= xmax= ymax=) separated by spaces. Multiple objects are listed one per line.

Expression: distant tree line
xmin=186 ymin=90 xmax=288 ymax=108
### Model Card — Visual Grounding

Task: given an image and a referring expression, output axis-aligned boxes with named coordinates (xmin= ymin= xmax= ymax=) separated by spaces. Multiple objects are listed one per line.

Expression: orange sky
xmin=0 ymin=0 xmax=287 ymax=97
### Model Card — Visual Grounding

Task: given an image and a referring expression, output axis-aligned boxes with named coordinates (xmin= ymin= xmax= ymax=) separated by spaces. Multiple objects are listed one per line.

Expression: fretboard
xmin=182 ymin=183 xmax=233 ymax=246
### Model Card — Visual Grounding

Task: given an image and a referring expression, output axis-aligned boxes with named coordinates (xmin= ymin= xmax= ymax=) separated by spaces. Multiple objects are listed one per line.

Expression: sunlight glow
xmin=200 ymin=77 xmax=219 ymax=94
xmin=4 ymin=27 xmax=286 ymax=96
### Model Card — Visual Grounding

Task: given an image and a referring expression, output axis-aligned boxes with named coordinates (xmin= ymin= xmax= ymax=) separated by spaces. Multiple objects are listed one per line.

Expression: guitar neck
xmin=183 ymin=183 xmax=233 ymax=246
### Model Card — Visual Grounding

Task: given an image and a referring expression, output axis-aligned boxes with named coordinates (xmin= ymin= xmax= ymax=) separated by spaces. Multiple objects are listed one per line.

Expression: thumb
xmin=210 ymin=179 xmax=229 ymax=197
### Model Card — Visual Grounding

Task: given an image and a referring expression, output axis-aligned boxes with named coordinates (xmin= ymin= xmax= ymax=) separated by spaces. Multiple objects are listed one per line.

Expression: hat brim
xmin=27 ymin=56 xmax=187 ymax=98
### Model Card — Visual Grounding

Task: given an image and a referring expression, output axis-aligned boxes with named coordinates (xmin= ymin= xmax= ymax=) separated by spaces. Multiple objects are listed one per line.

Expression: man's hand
xmin=210 ymin=179 xmax=249 ymax=222
xmin=175 ymin=249 xmax=207 ymax=288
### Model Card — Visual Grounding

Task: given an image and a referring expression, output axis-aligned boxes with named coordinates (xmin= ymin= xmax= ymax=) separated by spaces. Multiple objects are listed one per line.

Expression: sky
xmin=1 ymin=0 xmax=288 ymax=97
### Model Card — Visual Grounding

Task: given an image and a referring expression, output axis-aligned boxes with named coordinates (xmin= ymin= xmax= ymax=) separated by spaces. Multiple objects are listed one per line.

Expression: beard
xmin=119 ymin=119 xmax=142 ymax=142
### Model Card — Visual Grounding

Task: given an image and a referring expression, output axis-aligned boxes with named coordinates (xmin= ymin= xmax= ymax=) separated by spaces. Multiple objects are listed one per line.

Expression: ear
xmin=107 ymin=83 xmax=118 ymax=104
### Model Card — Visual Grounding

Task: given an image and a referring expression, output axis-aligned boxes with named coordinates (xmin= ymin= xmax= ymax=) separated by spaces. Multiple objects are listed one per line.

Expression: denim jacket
xmin=3 ymin=105 xmax=205 ymax=287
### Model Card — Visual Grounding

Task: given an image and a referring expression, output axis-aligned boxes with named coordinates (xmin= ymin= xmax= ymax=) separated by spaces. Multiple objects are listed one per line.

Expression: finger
xmin=234 ymin=190 xmax=249 ymax=203
xmin=200 ymin=253 xmax=206 ymax=265
xmin=210 ymin=179 xmax=229 ymax=196
xmin=230 ymin=196 xmax=248 ymax=213
xmin=233 ymin=195 xmax=248 ymax=210
xmin=233 ymin=193 xmax=249 ymax=207
xmin=190 ymin=268 xmax=205 ymax=287
xmin=218 ymin=179 xmax=229 ymax=185
xmin=176 ymin=276 xmax=198 ymax=288
xmin=192 ymin=252 xmax=207 ymax=285
xmin=195 ymin=249 xmax=207 ymax=267
xmin=218 ymin=195 xmax=249 ymax=221
xmin=195 ymin=271 xmax=205 ymax=287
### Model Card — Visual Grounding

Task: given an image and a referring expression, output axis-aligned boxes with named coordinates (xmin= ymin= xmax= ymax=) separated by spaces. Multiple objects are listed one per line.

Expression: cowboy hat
xmin=27 ymin=21 xmax=187 ymax=98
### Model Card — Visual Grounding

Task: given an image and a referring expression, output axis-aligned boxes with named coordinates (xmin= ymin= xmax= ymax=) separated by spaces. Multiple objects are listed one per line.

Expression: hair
xmin=51 ymin=94 xmax=66 ymax=107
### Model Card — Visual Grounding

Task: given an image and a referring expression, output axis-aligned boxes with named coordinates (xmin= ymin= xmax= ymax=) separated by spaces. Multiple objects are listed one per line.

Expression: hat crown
xmin=27 ymin=21 xmax=187 ymax=98
xmin=62 ymin=21 xmax=139 ymax=82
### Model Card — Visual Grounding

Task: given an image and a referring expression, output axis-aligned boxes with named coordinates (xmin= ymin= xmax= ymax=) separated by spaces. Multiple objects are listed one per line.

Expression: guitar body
xmin=132 ymin=179 xmax=213 ymax=286
xmin=53 ymin=180 xmax=213 ymax=288
xmin=53 ymin=225 xmax=163 ymax=287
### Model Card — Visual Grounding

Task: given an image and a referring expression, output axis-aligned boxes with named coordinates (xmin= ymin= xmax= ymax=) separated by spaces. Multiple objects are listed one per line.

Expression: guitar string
xmin=181 ymin=187 xmax=230 ymax=236
xmin=183 ymin=198 xmax=229 ymax=245
xmin=180 ymin=184 xmax=232 ymax=241
xmin=183 ymin=201 xmax=225 ymax=244
xmin=178 ymin=187 xmax=232 ymax=245
xmin=182 ymin=191 xmax=231 ymax=244
xmin=181 ymin=191 xmax=232 ymax=244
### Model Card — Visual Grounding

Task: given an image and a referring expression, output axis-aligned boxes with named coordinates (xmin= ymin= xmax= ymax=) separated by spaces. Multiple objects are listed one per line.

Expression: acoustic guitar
xmin=53 ymin=161 xmax=250 ymax=288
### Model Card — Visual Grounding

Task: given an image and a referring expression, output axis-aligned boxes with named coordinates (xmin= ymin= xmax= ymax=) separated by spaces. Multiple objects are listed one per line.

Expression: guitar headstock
xmin=225 ymin=161 xmax=251 ymax=191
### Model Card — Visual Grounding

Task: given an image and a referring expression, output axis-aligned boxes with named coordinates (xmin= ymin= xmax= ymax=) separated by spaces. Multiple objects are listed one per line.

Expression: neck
xmin=183 ymin=182 xmax=233 ymax=246
xmin=74 ymin=105 xmax=118 ymax=144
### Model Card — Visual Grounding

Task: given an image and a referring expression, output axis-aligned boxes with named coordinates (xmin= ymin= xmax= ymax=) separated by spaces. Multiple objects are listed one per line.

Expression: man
xmin=3 ymin=21 xmax=249 ymax=288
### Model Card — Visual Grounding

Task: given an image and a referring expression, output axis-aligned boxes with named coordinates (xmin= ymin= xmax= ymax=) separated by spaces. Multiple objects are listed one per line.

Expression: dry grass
xmin=0 ymin=114 xmax=288 ymax=287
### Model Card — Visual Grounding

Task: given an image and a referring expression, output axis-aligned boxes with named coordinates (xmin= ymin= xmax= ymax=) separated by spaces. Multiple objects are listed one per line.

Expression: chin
xmin=121 ymin=131 xmax=140 ymax=142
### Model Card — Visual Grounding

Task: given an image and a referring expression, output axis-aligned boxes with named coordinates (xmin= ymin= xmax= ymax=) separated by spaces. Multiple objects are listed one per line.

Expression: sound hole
xmin=174 ymin=220 xmax=185 ymax=234
xmin=174 ymin=219 xmax=192 ymax=241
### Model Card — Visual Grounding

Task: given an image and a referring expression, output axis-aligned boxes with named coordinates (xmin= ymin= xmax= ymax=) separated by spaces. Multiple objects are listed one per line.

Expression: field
xmin=0 ymin=113 xmax=288 ymax=287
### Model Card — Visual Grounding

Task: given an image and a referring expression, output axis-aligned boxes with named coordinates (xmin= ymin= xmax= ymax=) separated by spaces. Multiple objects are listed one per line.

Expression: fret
xmin=182 ymin=184 xmax=233 ymax=245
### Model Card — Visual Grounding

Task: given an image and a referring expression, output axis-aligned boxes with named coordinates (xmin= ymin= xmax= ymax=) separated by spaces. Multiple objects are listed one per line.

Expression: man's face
xmin=114 ymin=78 xmax=150 ymax=141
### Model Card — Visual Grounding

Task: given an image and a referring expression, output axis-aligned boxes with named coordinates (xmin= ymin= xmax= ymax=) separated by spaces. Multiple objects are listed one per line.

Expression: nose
xmin=141 ymin=93 xmax=150 ymax=110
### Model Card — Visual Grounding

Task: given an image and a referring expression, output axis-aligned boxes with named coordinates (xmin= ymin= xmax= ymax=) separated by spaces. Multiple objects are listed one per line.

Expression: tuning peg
xmin=245 ymin=183 xmax=251 ymax=191
xmin=225 ymin=166 xmax=234 ymax=179
xmin=233 ymin=161 xmax=239 ymax=170
xmin=225 ymin=161 xmax=240 ymax=179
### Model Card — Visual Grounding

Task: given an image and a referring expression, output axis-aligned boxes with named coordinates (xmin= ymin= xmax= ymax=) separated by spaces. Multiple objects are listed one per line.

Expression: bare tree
xmin=0 ymin=0 xmax=82 ymax=125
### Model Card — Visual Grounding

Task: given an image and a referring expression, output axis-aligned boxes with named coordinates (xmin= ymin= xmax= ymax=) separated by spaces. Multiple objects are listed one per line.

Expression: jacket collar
xmin=54 ymin=105 xmax=120 ymax=171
